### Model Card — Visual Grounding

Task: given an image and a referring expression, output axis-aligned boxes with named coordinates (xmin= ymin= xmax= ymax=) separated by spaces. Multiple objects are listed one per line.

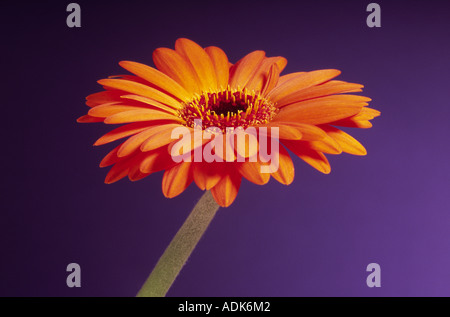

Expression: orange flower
xmin=78 ymin=38 xmax=380 ymax=207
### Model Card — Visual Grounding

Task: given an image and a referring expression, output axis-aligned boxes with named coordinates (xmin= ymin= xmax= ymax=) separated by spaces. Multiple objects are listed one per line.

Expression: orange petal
xmin=261 ymin=63 xmax=280 ymax=96
xmin=245 ymin=57 xmax=286 ymax=93
xmin=117 ymin=128 xmax=156 ymax=157
xmin=120 ymin=94 xmax=178 ymax=114
xmin=126 ymin=153 xmax=151 ymax=181
xmin=320 ymin=125 xmax=367 ymax=155
xmin=233 ymin=129 xmax=259 ymax=159
xmin=284 ymin=141 xmax=331 ymax=174
xmin=153 ymin=47 xmax=201 ymax=94
xmin=77 ymin=115 xmax=104 ymax=123
xmin=107 ymin=74 xmax=150 ymax=85
xmin=331 ymin=107 xmax=380 ymax=128
xmin=118 ymin=123 xmax=181 ymax=157
xmin=229 ymin=50 xmax=266 ymax=89
xmin=332 ymin=119 xmax=373 ymax=128
xmin=275 ymin=124 xmax=303 ymax=140
xmin=307 ymin=135 xmax=342 ymax=154
xmin=104 ymin=156 xmax=134 ymax=184
xmin=192 ymin=162 xmax=222 ymax=190
xmin=273 ymin=95 xmax=366 ymax=125
xmin=140 ymin=146 xmax=176 ymax=174
xmin=99 ymin=142 xmax=123 ymax=167
xmin=104 ymin=109 xmax=182 ymax=124
xmin=88 ymin=103 xmax=148 ymax=118
xmin=105 ymin=165 xmax=129 ymax=184
xmin=94 ymin=122 xmax=155 ymax=146
xmin=210 ymin=168 xmax=242 ymax=207
xmin=258 ymin=123 xmax=302 ymax=141
xmin=128 ymin=169 xmax=150 ymax=182
xmin=238 ymin=160 xmax=270 ymax=185
xmin=204 ymin=46 xmax=230 ymax=89
xmin=352 ymin=107 xmax=381 ymax=120
xmin=269 ymin=57 xmax=287 ymax=73
xmin=276 ymin=72 xmax=305 ymax=87
xmin=168 ymin=128 xmax=213 ymax=163
xmin=271 ymin=144 xmax=295 ymax=185
xmin=276 ymin=80 xmax=364 ymax=108
xmin=218 ymin=133 xmax=237 ymax=162
xmin=86 ymin=90 xmax=124 ymax=107
xmin=140 ymin=124 xmax=184 ymax=152
xmin=162 ymin=161 xmax=193 ymax=198
xmin=119 ymin=61 xmax=191 ymax=101
xmin=98 ymin=78 xmax=180 ymax=108
xmin=272 ymin=122 xmax=327 ymax=141
xmin=175 ymin=38 xmax=217 ymax=92
xmin=267 ymin=69 xmax=341 ymax=102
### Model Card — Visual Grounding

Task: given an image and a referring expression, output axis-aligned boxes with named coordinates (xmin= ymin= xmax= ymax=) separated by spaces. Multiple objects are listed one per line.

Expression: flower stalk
xmin=137 ymin=190 xmax=220 ymax=297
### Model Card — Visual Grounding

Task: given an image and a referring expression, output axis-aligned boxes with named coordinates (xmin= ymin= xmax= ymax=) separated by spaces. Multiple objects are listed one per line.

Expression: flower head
xmin=78 ymin=38 xmax=380 ymax=207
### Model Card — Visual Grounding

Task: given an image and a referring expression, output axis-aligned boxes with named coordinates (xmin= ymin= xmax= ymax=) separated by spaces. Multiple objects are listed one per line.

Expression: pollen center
xmin=179 ymin=87 xmax=278 ymax=131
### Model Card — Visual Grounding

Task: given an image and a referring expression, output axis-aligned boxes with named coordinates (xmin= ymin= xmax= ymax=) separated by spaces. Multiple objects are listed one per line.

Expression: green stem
xmin=136 ymin=191 xmax=220 ymax=297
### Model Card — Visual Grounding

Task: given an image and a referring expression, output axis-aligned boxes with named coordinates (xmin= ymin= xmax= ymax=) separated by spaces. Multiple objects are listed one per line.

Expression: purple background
xmin=2 ymin=0 xmax=450 ymax=296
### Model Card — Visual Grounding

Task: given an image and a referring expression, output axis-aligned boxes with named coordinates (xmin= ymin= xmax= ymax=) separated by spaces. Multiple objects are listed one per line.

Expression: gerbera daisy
xmin=78 ymin=38 xmax=380 ymax=207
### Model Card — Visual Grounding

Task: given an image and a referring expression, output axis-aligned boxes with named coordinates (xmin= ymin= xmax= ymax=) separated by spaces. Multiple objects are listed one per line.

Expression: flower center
xmin=179 ymin=87 xmax=278 ymax=131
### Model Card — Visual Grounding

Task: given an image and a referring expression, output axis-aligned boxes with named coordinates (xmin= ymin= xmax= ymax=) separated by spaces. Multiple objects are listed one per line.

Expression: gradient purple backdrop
xmin=2 ymin=0 xmax=449 ymax=296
